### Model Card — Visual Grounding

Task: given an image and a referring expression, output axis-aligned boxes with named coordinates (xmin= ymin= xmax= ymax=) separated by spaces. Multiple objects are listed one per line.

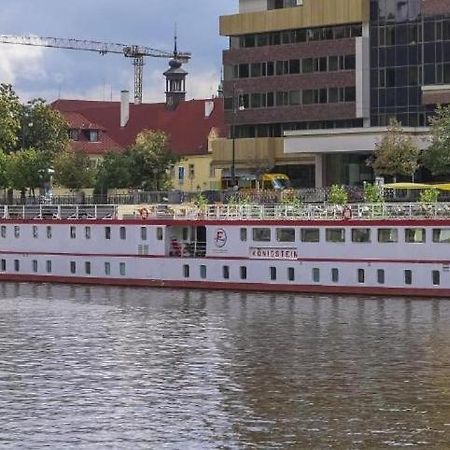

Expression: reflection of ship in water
xmin=2 ymin=283 xmax=450 ymax=447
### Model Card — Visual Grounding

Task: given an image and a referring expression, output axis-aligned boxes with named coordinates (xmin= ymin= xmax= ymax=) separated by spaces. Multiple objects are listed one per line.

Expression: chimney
xmin=205 ymin=99 xmax=214 ymax=118
xmin=120 ymin=90 xmax=130 ymax=127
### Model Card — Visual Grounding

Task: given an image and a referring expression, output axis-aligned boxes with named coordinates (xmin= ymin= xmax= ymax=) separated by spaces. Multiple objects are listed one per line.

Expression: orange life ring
xmin=139 ymin=207 xmax=149 ymax=219
xmin=342 ymin=206 xmax=352 ymax=220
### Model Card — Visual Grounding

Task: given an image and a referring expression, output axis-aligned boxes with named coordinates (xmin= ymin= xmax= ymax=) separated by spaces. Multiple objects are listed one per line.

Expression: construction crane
xmin=0 ymin=34 xmax=191 ymax=104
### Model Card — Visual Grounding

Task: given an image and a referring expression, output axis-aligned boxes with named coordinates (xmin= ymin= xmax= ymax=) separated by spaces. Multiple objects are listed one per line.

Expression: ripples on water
xmin=0 ymin=283 xmax=450 ymax=448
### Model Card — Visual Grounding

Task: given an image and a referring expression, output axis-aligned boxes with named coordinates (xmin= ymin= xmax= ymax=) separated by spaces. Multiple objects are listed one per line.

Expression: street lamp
xmin=231 ymin=85 xmax=244 ymax=188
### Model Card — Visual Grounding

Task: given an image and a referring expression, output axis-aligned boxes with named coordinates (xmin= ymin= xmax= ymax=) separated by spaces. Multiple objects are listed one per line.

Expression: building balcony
xmin=220 ymin=0 xmax=369 ymax=36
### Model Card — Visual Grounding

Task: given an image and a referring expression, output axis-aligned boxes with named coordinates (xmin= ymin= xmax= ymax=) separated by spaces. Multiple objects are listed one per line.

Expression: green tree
xmin=7 ymin=148 xmax=50 ymax=197
xmin=422 ymin=105 xmax=450 ymax=176
xmin=127 ymin=130 xmax=178 ymax=190
xmin=0 ymin=84 xmax=21 ymax=153
xmin=20 ymin=98 xmax=69 ymax=155
xmin=369 ymin=119 xmax=420 ymax=181
xmin=0 ymin=151 xmax=10 ymax=190
xmin=53 ymin=150 xmax=95 ymax=191
xmin=94 ymin=150 xmax=131 ymax=192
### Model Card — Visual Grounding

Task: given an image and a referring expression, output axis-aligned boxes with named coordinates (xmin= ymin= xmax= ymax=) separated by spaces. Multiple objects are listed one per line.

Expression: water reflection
xmin=0 ymin=284 xmax=449 ymax=447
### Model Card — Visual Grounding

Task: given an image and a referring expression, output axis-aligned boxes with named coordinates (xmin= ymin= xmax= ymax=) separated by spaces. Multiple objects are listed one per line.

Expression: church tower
xmin=164 ymin=34 xmax=188 ymax=110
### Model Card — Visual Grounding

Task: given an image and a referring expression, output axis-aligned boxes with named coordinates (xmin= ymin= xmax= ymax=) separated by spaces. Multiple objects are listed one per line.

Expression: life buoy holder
xmin=139 ymin=207 xmax=149 ymax=219
xmin=342 ymin=206 xmax=352 ymax=220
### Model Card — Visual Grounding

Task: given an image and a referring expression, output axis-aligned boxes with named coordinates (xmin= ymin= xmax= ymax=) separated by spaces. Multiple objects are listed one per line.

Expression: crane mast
xmin=0 ymin=35 xmax=191 ymax=104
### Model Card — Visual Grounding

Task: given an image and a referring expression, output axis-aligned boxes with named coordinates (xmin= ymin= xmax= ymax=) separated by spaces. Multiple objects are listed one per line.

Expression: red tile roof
xmin=53 ymin=98 xmax=225 ymax=157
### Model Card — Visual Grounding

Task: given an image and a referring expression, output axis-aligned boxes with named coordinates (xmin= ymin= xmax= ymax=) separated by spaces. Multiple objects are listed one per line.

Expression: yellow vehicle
xmin=224 ymin=173 xmax=290 ymax=190
xmin=259 ymin=173 xmax=290 ymax=190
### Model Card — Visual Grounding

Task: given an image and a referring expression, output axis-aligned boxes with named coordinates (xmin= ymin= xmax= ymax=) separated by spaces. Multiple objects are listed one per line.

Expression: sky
xmin=0 ymin=0 xmax=236 ymax=103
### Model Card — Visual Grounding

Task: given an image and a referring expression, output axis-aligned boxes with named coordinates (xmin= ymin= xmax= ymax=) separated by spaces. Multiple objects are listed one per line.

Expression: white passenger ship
xmin=0 ymin=202 xmax=450 ymax=297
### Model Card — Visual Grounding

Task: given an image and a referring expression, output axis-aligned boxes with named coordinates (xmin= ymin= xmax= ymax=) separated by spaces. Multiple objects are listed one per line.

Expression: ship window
xmin=288 ymin=267 xmax=295 ymax=281
xmin=223 ymin=265 xmax=230 ymax=279
xmin=32 ymin=225 xmax=38 ymax=238
xmin=240 ymin=266 xmax=247 ymax=280
xmin=378 ymin=228 xmax=398 ymax=243
xmin=70 ymin=226 xmax=76 ymax=239
xmin=141 ymin=227 xmax=147 ymax=240
xmin=157 ymin=227 xmax=163 ymax=240
xmin=120 ymin=227 xmax=126 ymax=240
xmin=377 ymin=269 xmax=385 ymax=284
xmin=200 ymin=264 xmax=207 ymax=279
xmin=0 ymin=259 xmax=5 ymax=271
xmin=85 ymin=226 xmax=91 ymax=240
xmin=313 ymin=268 xmax=320 ymax=282
xmin=432 ymin=270 xmax=440 ymax=286
xmin=326 ymin=228 xmax=345 ymax=243
xmin=404 ymin=269 xmax=413 ymax=285
xmin=85 ymin=262 xmax=91 ymax=275
xmin=32 ymin=260 xmax=38 ymax=273
xmin=331 ymin=268 xmax=339 ymax=282
xmin=358 ymin=268 xmax=365 ymax=283
xmin=1 ymin=226 xmax=6 ymax=238
xmin=432 ymin=228 xmax=450 ymax=243
xmin=46 ymin=260 xmax=52 ymax=273
xmin=14 ymin=226 xmax=20 ymax=238
xmin=253 ymin=228 xmax=271 ymax=241
xmin=405 ymin=228 xmax=426 ymax=243
xmin=183 ymin=264 xmax=190 ymax=278
xmin=119 ymin=262 xmax=126 ymax=276
xmin=240 ymin=228 xmax=247 ymax=241
xmin=70 ymin=261 xmax=76 ymax=274
xmin=104 ymin=262 xmax=111 ymax=275
xmin=301 ymin=228 xmax=320 ymax=242
xmin=276 ymin=228 xmax=295 ymax=242
xmin=182 ymin=228 xmax=189 ymax=240
xmin=14 ymin=259 xmax=19 ymax=272
xmin=46 ymin=226 xmax=52 ymax=239
xmin=270 ymin=266 xmax=277 ymax=280
xmin=352 ymin=228 xmax=371 ymax=243
xmin=105 ymin=227 xmax=111 ymax=240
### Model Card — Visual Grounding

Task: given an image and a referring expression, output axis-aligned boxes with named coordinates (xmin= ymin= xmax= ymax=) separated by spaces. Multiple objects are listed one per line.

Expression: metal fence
xmin=2 ymin=186 xmax=450 ymax=206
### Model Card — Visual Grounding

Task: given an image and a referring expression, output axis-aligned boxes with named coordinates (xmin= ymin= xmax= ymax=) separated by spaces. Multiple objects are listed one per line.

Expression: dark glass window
xmin=404 ymin=270 xmax=413 ymax=285
xmin=270 ymin=267 xmax=277 ymax=281
xmin=240 ymin=266 xmax=247 ymax=280
xmin=331 ymin=268 xmax=339 ymax=283
xmin=223 ymin=266 xmax=230 ymax=279
xmin=377 ymin=269 xmax=385 ymax=284
xmin=288 ymin=267 xmax=295 ymax=282
xmin=432 ymin=270 xmax=440 ymax=286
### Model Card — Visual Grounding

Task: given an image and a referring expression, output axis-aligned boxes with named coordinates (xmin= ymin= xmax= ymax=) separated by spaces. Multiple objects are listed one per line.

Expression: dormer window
xmin=88 ymin=130 xmax=99 ymax=142
xmin=69 ymin=129 xmax=80 ymax=141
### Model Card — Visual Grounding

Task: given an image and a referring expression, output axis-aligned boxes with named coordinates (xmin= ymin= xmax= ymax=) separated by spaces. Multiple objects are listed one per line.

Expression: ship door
xmin=196 ymin=226 xmax=207 ymax=257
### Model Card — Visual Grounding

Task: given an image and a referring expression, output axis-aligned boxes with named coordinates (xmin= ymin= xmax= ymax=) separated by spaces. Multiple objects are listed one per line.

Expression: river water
xmin=1 ymin=283 xmax=450 ymax=449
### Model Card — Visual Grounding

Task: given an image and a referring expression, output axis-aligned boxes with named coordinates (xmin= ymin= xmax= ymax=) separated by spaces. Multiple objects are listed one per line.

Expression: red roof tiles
xmin=53 ymin=98 xmax=225 ymax=157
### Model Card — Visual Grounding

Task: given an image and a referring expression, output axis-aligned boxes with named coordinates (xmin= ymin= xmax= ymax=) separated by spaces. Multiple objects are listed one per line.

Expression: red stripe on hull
xmin=1 ymin=274 xmax=449 ymax=298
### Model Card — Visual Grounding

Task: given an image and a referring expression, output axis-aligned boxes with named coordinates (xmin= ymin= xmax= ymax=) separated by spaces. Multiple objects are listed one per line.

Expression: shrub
xmin=363 ymin=183 xmax=384 ymax=203
xmin=328 ymin=184 xmax=348 ymax=205
xmin=419 ymin=188 xmax=439 ymax=204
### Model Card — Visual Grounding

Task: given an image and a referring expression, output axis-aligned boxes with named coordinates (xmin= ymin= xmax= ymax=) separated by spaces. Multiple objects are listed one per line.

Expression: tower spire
xmin=164 ymin=27 xmax=188 ymax=110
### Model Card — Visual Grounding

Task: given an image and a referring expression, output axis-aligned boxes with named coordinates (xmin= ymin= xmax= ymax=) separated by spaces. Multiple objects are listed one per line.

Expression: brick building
xmin=214 ymin=0 xmax=448 ymax=187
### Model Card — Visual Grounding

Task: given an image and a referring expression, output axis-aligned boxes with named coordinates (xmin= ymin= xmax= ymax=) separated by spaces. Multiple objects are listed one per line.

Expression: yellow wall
xmin=171 ymin=154 xmax=222 ymax=192
xmin=220 ymin=0 xmax=370 ymax=36
xmin=211 ymin=137 xmax=312 ymax=169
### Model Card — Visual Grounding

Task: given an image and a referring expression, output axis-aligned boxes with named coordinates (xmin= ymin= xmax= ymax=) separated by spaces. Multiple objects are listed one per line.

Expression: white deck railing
xmin=2 ymin=203 xmax=450 ymax=221
xmin=144 ymin=203 xmax=450 ymax=221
